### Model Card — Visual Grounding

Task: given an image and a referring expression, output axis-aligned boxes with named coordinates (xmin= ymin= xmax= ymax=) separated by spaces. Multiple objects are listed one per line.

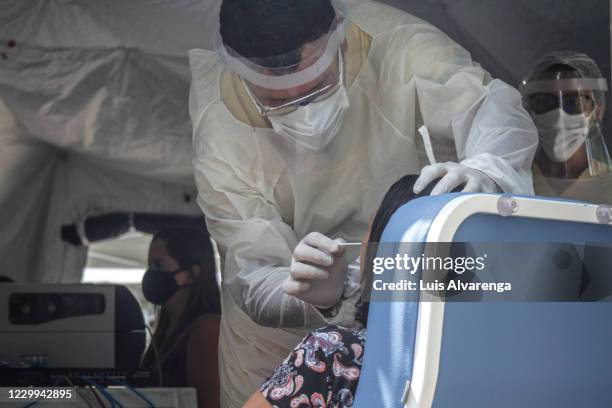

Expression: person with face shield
xmin=520 ymin=51 xmax=612 ymax=203
xmin=140 ymin=228 xmax=221 ymax=408
xmin=188 ymin=1 xmax=537 ymax=406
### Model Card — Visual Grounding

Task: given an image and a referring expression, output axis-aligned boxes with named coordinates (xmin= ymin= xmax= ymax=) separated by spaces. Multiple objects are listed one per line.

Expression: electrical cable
xmin=80 ymin=377 xmax=125 ymax=408
xmin=104 ymin=377 xmax=157 ymax=408
xmin=76 ymin=388 xmax=95 ymax=408
xmin=118 ymin=382 xmax=156 ymax=408
xmin=63 ymin=376 xmax=93 ymax=408
xmin=145 ymin=324 xmax=163 ymax=387
xmin=88 ymin=385 xmax=106 ymax=408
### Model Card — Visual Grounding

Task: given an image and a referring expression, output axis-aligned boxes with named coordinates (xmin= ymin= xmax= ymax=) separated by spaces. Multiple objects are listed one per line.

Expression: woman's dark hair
xmin=358 ymin=175 xmax=452 ymax=324
xmin=219 ymin=0 xmax=336 ymax=68
xmin=141 ymin=227 xmax=221 ymax=374
xmin=368 ymin=176 xmax=436 ymax=247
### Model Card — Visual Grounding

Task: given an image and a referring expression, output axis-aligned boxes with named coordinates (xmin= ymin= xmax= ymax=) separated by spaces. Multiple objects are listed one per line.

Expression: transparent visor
xmin=535 ymin=122 xmax=612 ymax=179
xmin=522 ymin=78 xmax=606 ymax=112
xmin=585 ymin=128 xmax=612 ymax=177
xmin=527 ymin=89 xmax=601 ymax=116
xmin=214 ymin=1 xmax=348 ymax=91
xmin=243 ymin=49 xmax=344 ymax=116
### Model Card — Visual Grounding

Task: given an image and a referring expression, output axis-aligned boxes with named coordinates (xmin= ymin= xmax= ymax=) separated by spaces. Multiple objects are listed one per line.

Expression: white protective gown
xmin=188 ymin=1 xmax=538 ymax=406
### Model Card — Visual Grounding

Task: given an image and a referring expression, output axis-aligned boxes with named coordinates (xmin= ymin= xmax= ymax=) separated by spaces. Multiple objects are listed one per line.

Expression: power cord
xmin=117 ymin=382 xmax=156 ymax=408
xmin=87 ymin=385 xmax=106 ymax=408
xmin=145 ymin=324 xmax=164 ymax=387
xmin=80 ymin=377 xmax=125 ymax=408
xmin=62 ymin=376 xmax=94 ymax=408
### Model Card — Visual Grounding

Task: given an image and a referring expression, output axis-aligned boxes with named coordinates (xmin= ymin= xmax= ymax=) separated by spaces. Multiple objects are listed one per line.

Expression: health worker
xmin=188 ymin=1 xmax=538 ymax=406
xmin=520 ymin=51 xmax=612 ymax=203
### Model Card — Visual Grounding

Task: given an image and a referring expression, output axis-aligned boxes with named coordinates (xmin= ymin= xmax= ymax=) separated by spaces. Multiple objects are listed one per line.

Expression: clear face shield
xmin=241 ymin=48 xmax=345 ymax=117
xmin=215 ymin=0 xmax=352 ymax=152
xmin=521 ymin=76 xmax=612 ymax=178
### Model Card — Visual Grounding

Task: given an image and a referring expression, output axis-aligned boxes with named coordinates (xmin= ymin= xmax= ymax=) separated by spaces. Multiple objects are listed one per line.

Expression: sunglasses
xmin=529 ymin=93 xmax=595 ymax=115
xmin=244 ymin=50 xmax=345 ymax=117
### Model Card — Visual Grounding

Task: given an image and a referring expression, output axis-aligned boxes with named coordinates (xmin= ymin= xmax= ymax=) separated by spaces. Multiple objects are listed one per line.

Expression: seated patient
xmin=243 ymin=175 xmax=441 ymax=408
xmin=140 ymin=227 xmax=221 ymax=408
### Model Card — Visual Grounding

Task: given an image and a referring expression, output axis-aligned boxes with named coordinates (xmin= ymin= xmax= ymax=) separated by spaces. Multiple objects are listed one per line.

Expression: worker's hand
xmin=283 ymin=232 xmax=348 ymax=308
xmin=414 ymin=162 xmax=500 ymax=195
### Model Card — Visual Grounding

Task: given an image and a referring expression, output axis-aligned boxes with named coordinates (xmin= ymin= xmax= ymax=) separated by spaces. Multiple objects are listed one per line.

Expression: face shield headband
xmin=520 ymin=78 xmax=608 ymax=96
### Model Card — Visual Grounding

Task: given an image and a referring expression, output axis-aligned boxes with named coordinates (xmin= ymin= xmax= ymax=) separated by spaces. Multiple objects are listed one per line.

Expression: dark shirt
xmin=160 ymin=339 xmax=188 ymax=387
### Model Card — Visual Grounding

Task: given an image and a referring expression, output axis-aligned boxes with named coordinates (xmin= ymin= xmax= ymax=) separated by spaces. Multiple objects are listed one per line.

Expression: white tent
xmin=0 ymin=0 xmax=610 ymax=283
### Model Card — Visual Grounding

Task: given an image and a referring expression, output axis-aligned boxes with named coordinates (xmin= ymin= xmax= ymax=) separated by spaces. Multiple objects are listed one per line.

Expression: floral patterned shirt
xmin=260 ymin=326 xmax=367 ymax=408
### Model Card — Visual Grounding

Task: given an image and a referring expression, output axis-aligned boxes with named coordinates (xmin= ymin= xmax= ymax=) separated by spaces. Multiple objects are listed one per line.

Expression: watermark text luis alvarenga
xmin=371 ymin=253 xmax=512 ymax=294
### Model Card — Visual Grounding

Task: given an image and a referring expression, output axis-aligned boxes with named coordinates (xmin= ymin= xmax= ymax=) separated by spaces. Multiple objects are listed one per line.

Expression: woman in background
xmin=141 ymin=227 xmax=221 ymax=408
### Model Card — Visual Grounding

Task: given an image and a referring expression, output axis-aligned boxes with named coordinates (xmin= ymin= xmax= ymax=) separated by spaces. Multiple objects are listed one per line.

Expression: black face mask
xmin=142 ymin=268 xmax=186 ymax=305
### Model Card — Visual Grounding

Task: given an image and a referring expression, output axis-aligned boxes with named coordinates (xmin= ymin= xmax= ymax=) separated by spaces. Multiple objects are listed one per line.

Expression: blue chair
xmin=354 ymin=194 xmax=612 ymax=408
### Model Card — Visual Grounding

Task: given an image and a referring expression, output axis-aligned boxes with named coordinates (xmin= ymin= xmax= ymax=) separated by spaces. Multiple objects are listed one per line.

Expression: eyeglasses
xmin=244 ymin=50 xmax=345 ymax=117
xmin=529 ymin=92 xmax=595 ymax=115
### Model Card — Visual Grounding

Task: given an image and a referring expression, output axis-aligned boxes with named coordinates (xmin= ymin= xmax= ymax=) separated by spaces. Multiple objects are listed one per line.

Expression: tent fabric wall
xmin=0 ymin=0 xmax=215 ymax=282
xmin=0 ymin=0 xmax=609 ymax=282
xmin=0 ymin=100 xmax=57 ymax=283
xmin=0 ymin=0 xmax=220 ymax=56
xmin=1 ymin=95 xmax=200 ymax=283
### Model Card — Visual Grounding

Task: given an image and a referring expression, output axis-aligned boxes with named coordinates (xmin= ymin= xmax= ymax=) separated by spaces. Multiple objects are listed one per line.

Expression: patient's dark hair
xmin=219 ymin=0 xmax=336 ymax=68
xmin=358 ymin=175 xmax=454 ymax=324
xmin=365 ymin=175 xmax=444 ymax=262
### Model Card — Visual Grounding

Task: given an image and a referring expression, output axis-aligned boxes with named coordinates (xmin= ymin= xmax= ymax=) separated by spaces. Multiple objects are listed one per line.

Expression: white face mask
xmin=533 ymin=108 xmax=593 ymax=162
xmin=268 ymin=86 xmax=350 ymax=151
